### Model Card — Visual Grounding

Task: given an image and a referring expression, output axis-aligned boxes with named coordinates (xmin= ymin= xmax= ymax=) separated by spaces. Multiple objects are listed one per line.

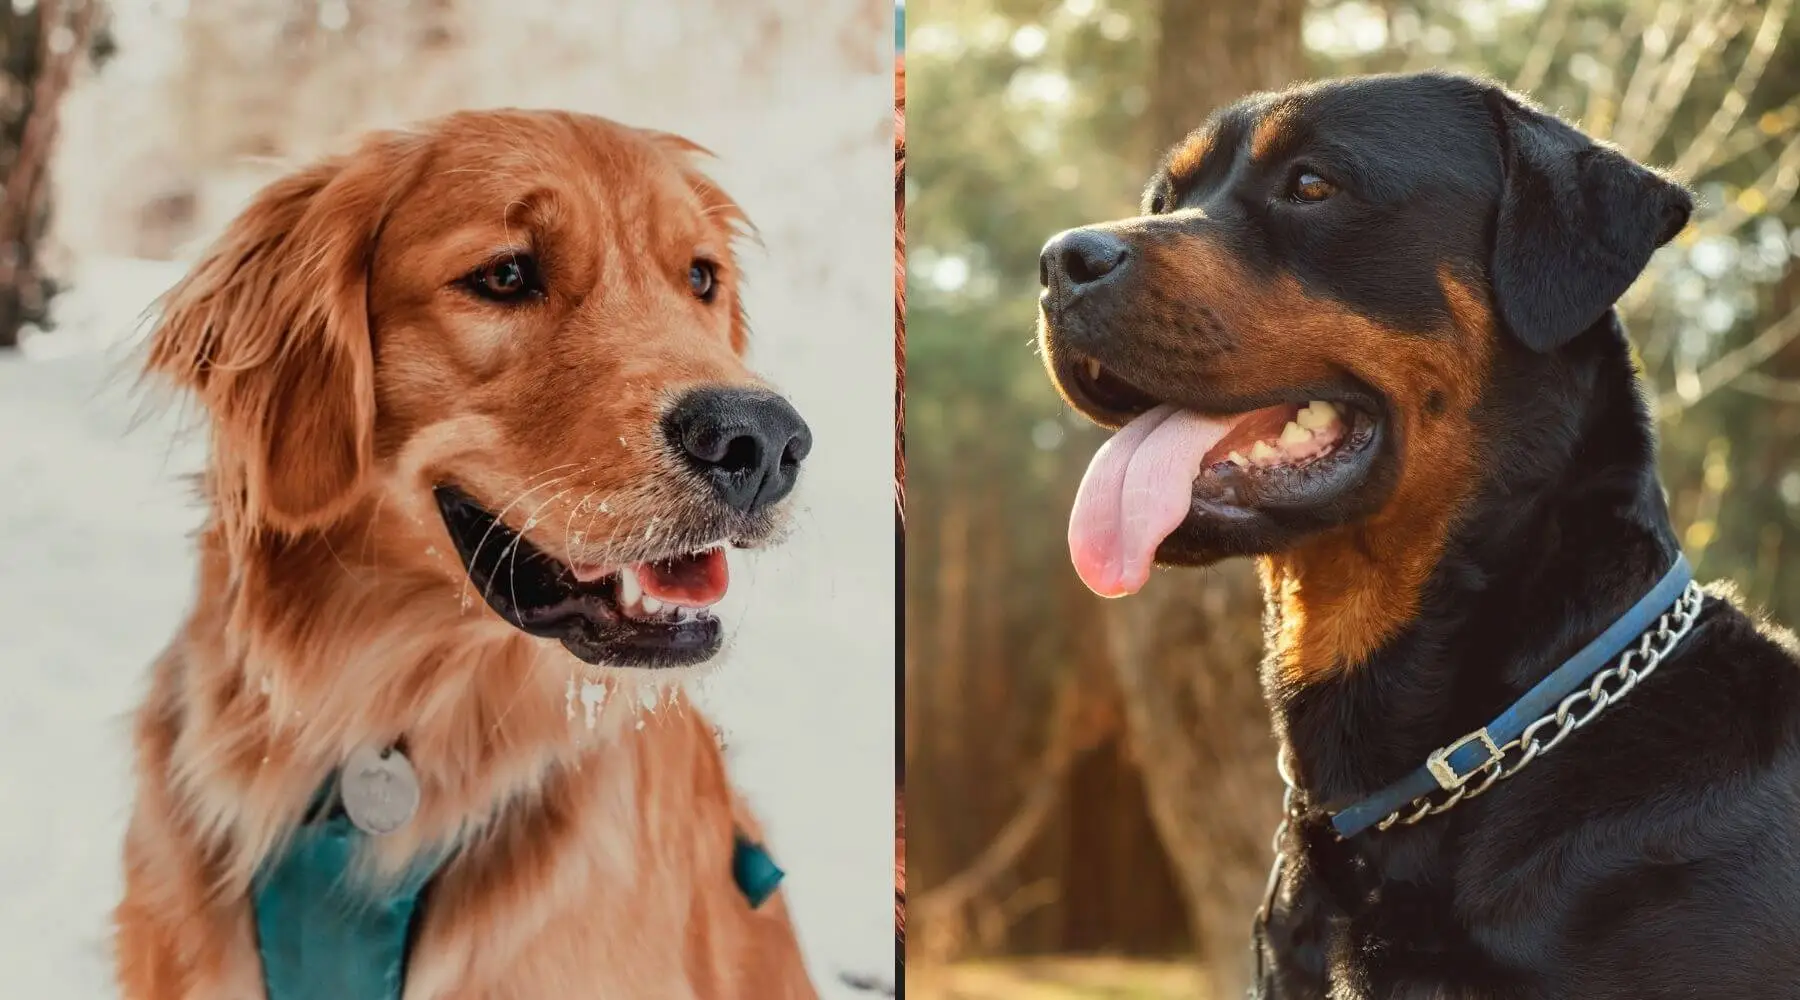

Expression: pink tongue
xmin=1068 ymin=404 xmax=1236 ymax=598
xmin=634 ymin=548 xmax=729 ymax=607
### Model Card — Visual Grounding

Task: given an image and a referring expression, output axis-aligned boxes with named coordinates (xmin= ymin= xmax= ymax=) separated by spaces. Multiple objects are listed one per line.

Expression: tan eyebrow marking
xmin=1251 ymin=101 xmax=1302 ymax=162
xmin=1165 ymin=132 xmax=1212 ymax=185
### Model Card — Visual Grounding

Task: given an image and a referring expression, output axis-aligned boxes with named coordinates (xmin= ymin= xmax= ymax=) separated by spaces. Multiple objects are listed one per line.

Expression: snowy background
xmin=0 ymin=1 xmax=895 ymax=995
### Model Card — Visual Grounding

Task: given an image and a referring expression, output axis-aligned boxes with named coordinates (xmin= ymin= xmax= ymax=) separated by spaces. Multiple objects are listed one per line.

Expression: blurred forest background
xmin=906 ymin=0 xmax=1800 ymax=996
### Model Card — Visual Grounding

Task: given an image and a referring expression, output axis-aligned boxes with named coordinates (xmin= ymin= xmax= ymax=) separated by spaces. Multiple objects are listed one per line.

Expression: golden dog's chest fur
xmin=113 ymin=109 xmax=818 ymax=999
xmin=119 ymin=650 xmax=809 ymax=1000
xmin=117 ymin=611 xmax=810 ymax=999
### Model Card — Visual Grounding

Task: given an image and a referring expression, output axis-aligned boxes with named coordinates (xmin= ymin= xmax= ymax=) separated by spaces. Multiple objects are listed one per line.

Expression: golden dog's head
xmin=147 ymin=110 xmax=810 ymax=670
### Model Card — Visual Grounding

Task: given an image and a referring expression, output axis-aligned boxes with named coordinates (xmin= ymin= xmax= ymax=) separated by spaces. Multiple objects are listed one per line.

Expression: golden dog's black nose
xmin=665 ymin=387 xmax=812 ymax=514
xmin=1040 ymin=228 xmax=1130 ymax=295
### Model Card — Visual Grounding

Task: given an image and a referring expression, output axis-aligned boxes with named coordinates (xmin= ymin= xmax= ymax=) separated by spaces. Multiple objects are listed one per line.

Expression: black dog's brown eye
xmin=464 ymin=255 xmax=543 ymax=302
xmin=1292 ymin=171 xmax=1338 ymax=203
xmin=689 ymin=260 xmax=719 ymax=302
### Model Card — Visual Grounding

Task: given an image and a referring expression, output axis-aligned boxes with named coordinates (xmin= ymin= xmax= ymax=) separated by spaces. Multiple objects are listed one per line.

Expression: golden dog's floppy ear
xmin=144 ymin=131 xmax=426 ymax=541
xmin=894 ymin=57 xmax=905 ymax=520
xmin=640 ymin=128 xmax=756 ymax=353
xmin=639 ymin=129 xmax=752 ymax=237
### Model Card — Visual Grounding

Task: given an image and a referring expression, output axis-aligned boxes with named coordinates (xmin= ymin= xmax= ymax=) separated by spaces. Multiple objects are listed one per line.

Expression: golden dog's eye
xmin=689 ymin=260 xmax=718 ymax=302
xmin=1292 ymin=171 xmax=1338 ymax=203
xmin=465 ymin=254 xmax=543 ymax=302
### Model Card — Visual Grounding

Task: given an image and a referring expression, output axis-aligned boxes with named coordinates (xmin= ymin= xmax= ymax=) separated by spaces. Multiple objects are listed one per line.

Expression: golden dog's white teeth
xmin=1083 ymin=357 xmax=1102 ymax=381
xmin=641 ymin=596 xmax=664 ymax=614
xmin=1279 ymin=421 xmax=1312 ymax=447
xmin=1228 ymin=450 xmax=1250 ymax=468
xmin=1250 ymin=440 xmax=1279 ymax=464
xmin=619 ymin=572 xmax=642 ymax=607
xmin=1297 ymin=400 xmax=1337 ymax=430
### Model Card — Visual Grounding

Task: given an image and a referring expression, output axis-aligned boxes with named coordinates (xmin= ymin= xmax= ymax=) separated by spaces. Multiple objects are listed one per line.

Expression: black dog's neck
xmin=1274 ymin=312 xmax=1682 ymax=817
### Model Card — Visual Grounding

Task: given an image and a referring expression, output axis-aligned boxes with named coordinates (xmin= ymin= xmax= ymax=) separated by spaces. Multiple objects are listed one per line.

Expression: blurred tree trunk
xmin=1108 ymin=1 xmax=1304 ymax=995
xmin=1104 ymin=570 xmax=1278 ymax=996
xmin=1145 ymin=0 xmax=1305 ymax=153
xmin=0 ymin=0 xmax=100 ymax=349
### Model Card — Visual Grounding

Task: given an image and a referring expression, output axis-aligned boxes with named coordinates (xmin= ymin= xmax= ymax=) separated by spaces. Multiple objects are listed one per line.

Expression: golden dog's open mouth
xmin=570 ymin=551 xmax=730 ymax=620
xmin=434 ymin=485 xmax=730 ymax=668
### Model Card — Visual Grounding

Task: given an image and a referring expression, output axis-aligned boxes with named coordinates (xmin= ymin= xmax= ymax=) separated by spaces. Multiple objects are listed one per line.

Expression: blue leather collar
xmin=252 ymin=779 xmax=787 ymax=1000
xmin=1328 ymin=554 xmax=1695 ymax=838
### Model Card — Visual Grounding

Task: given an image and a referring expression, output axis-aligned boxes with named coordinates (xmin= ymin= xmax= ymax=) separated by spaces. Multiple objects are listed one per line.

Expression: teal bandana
xmin=252 ymin=811 xmax=445 ymax=1000
xmin=253 ymin=795 xmax=785 ymax=999
xmin=732 ymin=832 xmax=786 ymax=907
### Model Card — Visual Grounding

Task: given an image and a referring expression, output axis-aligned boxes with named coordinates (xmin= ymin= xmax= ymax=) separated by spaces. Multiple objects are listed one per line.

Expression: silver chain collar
xmin=1269 ymin=579 xmax=1705 ymax=845
xmin=1371 ymin=580 xmax=1704 ymax=831
xmin=1254 ymin=581 xmax=1706 ymax=978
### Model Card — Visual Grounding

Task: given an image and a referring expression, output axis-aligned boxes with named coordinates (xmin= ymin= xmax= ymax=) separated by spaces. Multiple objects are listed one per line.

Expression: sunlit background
xmin=906 ymin=0 xmax=1800 ymax=996
xmin=0 ymin=1 xmax=895 ymax=996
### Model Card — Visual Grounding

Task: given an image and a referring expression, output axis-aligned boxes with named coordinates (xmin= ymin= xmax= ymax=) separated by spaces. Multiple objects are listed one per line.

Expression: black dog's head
xmin=1037 ymin=72 xmax=1691 ymax=600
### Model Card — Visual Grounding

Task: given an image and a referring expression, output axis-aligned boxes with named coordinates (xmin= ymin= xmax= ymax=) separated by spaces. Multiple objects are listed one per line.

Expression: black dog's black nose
xmin=664 ymin=387 xmax=812 ymax=514
xmin=1040 ymin=228 xmax=1130 ymax=292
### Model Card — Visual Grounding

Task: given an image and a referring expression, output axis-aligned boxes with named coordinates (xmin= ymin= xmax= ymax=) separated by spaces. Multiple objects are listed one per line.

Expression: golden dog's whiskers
xmin=576 ymin=505 xmax=640 ymax=578
xmin=485 ymin=466 xmax=609 ymax=744
xmin=583 ymin=496 xmax=659 ymax=566
xmin=493 ymin=486 xmax=579 ymax=614
xmin=574 ymin=484 xmax=644 ymax=567
xmin=562 ymin=489 xmax=600 ymax=564
xmin=456 ymin=464 xmax=583 ymax=609
xmin=460 ymin=478 xmax=582 ymax=613
xmin=555 ymin=464 xmax=607 ymax=563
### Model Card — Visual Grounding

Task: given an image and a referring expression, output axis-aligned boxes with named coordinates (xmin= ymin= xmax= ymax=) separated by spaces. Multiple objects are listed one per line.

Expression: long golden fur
xmin=892 ymin=56 xmax=906 ymax=970
xmin=115 ymin=110 xmax=816 ymax=999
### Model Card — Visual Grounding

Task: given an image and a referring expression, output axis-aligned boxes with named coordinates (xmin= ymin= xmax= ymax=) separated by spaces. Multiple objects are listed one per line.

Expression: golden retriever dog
xmin=115 ymin=109 xmax=819 ymax=999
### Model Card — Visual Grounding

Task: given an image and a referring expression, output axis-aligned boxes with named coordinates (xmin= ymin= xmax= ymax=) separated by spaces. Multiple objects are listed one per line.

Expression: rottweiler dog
xmin=1036 ymin=72 xmax=1800 ymax=999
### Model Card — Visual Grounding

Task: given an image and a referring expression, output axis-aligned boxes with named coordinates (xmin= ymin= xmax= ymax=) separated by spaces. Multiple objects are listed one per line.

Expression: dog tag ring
xmin=340 ymin=744 xmax=421 ymax=835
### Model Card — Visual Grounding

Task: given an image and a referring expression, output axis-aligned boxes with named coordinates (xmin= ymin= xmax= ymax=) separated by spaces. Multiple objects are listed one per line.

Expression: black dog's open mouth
xmin=1055 ymin=350 xmax=1390 ymax=595
xmin=433 ymin=485 xmax=727 ymax=668
xmin=1058 ymin=351 xmax=1383 ymax=509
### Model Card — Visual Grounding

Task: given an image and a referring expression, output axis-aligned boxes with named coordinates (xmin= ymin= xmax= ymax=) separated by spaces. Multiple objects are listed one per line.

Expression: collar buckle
xmin=1426 ymin=728 xmax=1501 ymax=790
xmin=1318 ymin=556 xmax=1698 ymax=839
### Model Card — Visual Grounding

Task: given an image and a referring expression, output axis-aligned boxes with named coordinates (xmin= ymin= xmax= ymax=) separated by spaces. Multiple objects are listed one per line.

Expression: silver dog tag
xmin=340 ymin=744 xmax=421 ymax=836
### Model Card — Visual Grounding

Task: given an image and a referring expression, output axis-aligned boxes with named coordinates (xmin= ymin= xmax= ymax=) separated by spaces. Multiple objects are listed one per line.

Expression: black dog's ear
xmin=1487 ymin=92 xmax=1692 ymax=352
